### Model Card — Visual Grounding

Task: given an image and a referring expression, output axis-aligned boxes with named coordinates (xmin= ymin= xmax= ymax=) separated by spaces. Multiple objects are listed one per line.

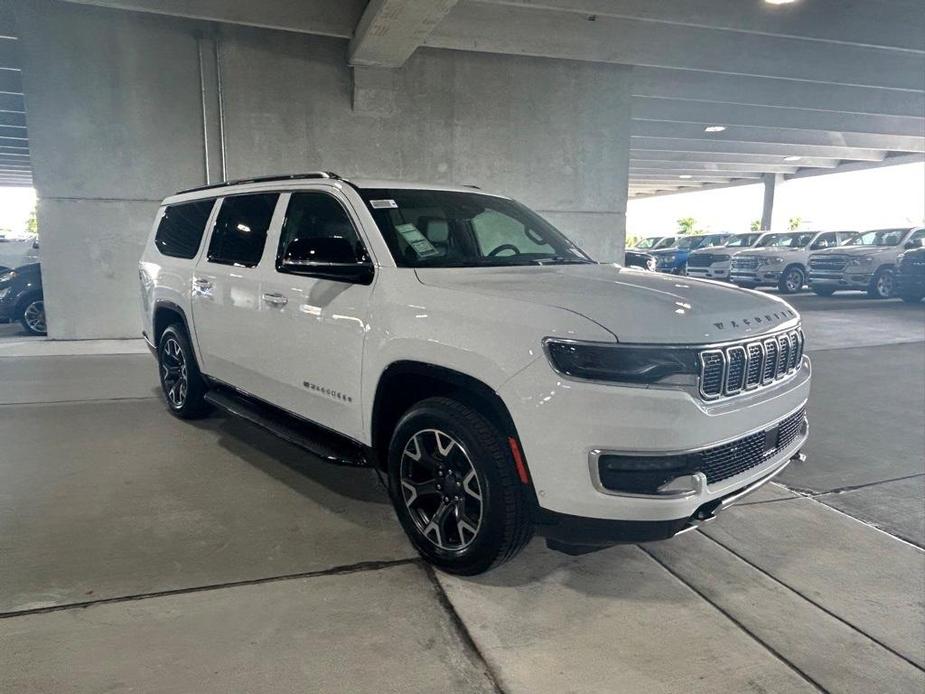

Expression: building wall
xmin=15 ymin=0 xmax=631 ymax=339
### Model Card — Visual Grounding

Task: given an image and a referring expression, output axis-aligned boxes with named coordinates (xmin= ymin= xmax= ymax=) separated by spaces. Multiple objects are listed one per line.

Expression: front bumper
xmin=687 ymin=265 xmax=730 ymax=280
xmin=537 ymin=448 xmax=803 ymax=551
xmin=730 ymin=267 xmax=781 ymax=286
xmin=499 ymin=355 xmax=811 ymax=524
xmin=809 ymin=271 xmax=872 ymax=290
xmin=0 ymin=292 xmax=16 ymax=322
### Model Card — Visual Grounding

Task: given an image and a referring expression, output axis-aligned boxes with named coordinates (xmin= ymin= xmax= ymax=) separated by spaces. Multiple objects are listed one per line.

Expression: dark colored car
xmin=896 ymin=245 xmax=925 ymax=304
xmin=0 ymin=262 xmax=46 ymax=335
xmin=624 ymin=249 xmax=656 ymax=271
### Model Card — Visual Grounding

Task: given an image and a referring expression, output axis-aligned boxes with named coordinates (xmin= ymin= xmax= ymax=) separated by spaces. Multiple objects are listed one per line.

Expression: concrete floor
xmin=1 ymin=294 xmax=923 ymax=693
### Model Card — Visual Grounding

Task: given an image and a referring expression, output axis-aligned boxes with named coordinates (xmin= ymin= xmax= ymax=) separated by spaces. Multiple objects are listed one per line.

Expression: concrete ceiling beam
xmin=632 ymin=121 xmax=925 ymax=153
xmin=631 ymin=162 xmax=800 ymax=174
xmin=630 ymin=136 xmax=887 ymax=162
xmin=428 ymin=3 xmax=925 ymax=90
xmin=349 ymin=0 xmax=459 ymax=67
xmin=631 ymin=150 xmax=839 ymax=168
xmin=631 ymin=67 xmax=924 ymax=119
xmin=59 ymin=0 xmax=364 ymax=38
xmin=477 ymin=0 xmax=925 ymax=52
xmin=632 ymin=98 xmax=925 ymax=138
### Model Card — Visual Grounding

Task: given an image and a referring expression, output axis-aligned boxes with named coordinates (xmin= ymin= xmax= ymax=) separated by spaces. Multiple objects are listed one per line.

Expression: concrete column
xmin=761 ymin=173 xmax=784 ymax=231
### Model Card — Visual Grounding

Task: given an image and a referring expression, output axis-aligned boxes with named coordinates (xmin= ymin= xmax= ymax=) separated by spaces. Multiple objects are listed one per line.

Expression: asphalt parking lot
xmin=1 ymin=293 xmax=923 ymax=693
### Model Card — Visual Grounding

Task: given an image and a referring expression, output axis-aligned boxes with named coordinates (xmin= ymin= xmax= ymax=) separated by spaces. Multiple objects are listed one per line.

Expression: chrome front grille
xmin=699 ymin=328 xmax=804 ymax=400
xmin=809 ymin=255 xmax=850 ymax=273
xmin=731 ymin=256 xmax=759 ymax=270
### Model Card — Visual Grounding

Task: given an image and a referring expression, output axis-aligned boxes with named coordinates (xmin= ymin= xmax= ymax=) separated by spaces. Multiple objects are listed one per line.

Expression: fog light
xmin=597 ymin=454 xmax=692 ymax=495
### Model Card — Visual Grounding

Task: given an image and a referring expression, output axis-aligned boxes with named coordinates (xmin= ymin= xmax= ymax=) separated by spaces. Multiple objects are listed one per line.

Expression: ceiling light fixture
xmin=784 ymin=155 xmax=802 ymax=162
xmin=704 ymin=125 xmax=726 ymax=133
xmin=679 ymin=175 xmax=693 ymax=179
xmin=765 ymin=0 xmax=798 ymax=5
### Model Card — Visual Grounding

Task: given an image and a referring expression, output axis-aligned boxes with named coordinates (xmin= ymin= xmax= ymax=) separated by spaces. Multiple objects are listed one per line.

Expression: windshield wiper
xmin=530 ymin=256 xmax=595 ymax=266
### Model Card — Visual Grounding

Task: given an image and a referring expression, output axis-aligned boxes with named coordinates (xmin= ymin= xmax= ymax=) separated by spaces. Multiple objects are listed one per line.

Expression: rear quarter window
xmin=154 ymin=200 xmax=215 ymax=259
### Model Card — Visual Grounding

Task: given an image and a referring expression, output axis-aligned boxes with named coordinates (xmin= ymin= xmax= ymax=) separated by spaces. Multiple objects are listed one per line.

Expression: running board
xmin=204 ymin=386 xmax=369 ymax=467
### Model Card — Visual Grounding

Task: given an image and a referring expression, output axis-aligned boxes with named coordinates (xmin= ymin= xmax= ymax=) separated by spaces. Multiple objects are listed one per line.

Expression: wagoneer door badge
xmin=713 ymin=307 xmax=796 ymax=331
xmin=303 ymin=380 xmax=353 ymax=403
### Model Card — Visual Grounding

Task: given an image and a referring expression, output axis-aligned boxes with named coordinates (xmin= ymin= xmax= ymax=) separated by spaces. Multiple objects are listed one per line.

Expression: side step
xmin=204 ymin=386 xmax=369 ymax=467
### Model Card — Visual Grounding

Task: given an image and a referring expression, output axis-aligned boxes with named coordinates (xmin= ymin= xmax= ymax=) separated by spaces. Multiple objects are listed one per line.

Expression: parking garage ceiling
xmin=0 ymin=3 xmax=29 ymax=188
xmin=19 ymin=0 xmax=925 ymax=195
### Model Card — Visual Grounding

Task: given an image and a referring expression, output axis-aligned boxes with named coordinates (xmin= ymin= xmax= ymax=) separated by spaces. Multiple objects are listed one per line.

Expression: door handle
xmin=262 ymin=292 xmax=288 ymax=307
xmin=193 ymin=278 xmax=213 ymax=290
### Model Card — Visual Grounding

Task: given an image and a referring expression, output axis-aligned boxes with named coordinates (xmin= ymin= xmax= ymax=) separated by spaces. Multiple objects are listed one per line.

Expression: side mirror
xmin=280 ymin=237 xmax=374 ymax=284
xmin=904 ymin=238 xmax=923 ymax=250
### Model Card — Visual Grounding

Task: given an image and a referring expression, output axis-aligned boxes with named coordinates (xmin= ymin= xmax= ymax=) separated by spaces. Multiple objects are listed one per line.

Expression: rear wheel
xmin=868 ymin=267 xmax=896 ymax=299
xmin=19 ymin=294 xmax=46 ymax=335
xmin=157 ymin=324 xmax=209 ymax=419
xmin=812 ymin=286 xmax=836 ymax=297
xmin=778 ymin=266 xmax=805 ymax=294
xmin=387 ymin=397 xmax=532 ymax=575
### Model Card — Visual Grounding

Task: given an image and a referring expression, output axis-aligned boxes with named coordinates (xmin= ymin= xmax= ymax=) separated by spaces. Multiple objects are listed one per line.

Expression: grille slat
xmin=732 ymin=257 xmax=759 ymax=270
xmin=695 ymin=407 xmax=807 ymax=484
xmin=699 ymin=328 xmax=803 ymax=400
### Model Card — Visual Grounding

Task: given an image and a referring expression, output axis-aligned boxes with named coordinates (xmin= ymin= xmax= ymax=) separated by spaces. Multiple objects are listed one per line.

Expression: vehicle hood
xmin=415 ymin=264 xmax=798 ymax=344
xmin=811 ymin=246 xmax=898 ymax=257
xmin=735 ymin=247 xmax=807 ymax=258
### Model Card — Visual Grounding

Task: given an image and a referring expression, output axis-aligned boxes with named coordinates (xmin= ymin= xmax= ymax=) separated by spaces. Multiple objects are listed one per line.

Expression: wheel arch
xmin=14 ymin=288 xmax=43 ymax=321
xmin=370 ymin=361 xmax=533 ymax=483
xmin=153 ymin=300 xmax=192 ymax=348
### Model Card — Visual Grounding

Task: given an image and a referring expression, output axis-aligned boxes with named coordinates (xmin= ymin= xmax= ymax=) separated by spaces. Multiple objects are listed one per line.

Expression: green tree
xmin=750 ymin=219 xmax=761 ymax=232
xmin=677 ymin=217 xmax=696 ymax=235
xmin=25 ymin=203 xmax=38 ymax=235
xmin=788 ymin=216 xmax=802 ymax=231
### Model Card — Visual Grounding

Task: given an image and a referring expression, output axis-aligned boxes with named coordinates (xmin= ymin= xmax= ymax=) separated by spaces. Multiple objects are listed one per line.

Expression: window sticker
xmin=396 ymin=223 xmax=439 ymax=258
xmin=369 ymin=199 xmax=398 ymax=209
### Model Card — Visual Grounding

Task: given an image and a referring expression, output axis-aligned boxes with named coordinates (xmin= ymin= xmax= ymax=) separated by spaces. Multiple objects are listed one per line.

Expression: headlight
xmin=0 ymin=287 xmax=10 ymax=300
xmin=544 ymin=339 xmax=699 ymax=384
xmin=765 ymin=257 xmax=785 ymax=265
xmin=847 ymin=255 xmax=874 ymax=266
xmin=645 ymin=257 xmax=656 ymax=271
xmin=0 ymin=270 xmax=16 ymax=283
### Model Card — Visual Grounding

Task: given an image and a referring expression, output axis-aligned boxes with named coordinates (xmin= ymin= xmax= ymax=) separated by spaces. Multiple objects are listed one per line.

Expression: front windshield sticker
xmin=369 ymin=199 xmax=398 ymax=209
xmin=396 ymin=223 xmax=440 ymax=258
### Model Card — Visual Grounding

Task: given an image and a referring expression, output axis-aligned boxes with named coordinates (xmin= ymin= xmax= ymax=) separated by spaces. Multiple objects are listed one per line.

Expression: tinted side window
xmin=812 ymin=232 xmax=837 ymax=249
xmin=207 ymin=193 xmax=278 ymax=267
xmin=154 ymin=200 xmax=214 ymax=259
xmin=277 ymin=192 xmax=368 ymax=265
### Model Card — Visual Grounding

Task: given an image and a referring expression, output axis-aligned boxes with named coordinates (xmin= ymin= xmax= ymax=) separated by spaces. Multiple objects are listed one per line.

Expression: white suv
xmin=139 ymin=172 xmax=811 ymax=574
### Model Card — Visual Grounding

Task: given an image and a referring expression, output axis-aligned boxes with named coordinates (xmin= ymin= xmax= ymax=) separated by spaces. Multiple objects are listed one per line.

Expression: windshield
xmin=652 ymin=236 xmax=677 ymax=249
xmin=634 ymin=236 xmax=661 ymax=249
xmin=846 ymin=228 xmax=908 ymax=247
xmin=756 ymin=232 xmax=815 ymax=248
xmin=725 ymin=233 xmax=761 ymax=248
xmin=359 ymin=189 xmax=594 ymax=268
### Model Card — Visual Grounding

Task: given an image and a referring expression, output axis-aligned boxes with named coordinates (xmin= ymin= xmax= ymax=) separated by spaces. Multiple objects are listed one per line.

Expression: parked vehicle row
xmin=140 ymin=172 xmax=811 ymax=574
xmin=629 ymin=226 xmax=925 ymax=300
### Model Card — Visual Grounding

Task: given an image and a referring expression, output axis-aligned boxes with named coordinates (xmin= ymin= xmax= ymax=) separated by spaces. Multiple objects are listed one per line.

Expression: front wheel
xmin=157 ymin=324 xmax=209 ymax=419
xmin=868 ymin=267 xmax=896 ymax=299
xmin=387 ymin=397 xmax=533 ymax=575
xmin=19 ymin=295 xmax=46 ymax=335
xmin=778 ymin=266 xmax=805 ymax=294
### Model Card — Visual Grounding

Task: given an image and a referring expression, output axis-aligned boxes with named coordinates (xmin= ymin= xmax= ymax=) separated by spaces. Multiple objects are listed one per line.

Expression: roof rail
xmin=177 ymin=172 xmax=341 ymax=195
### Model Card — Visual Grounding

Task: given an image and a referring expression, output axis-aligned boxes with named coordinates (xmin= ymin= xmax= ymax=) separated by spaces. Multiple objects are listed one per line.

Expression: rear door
xmin=190 ymin=192 xmax=282 ymax=393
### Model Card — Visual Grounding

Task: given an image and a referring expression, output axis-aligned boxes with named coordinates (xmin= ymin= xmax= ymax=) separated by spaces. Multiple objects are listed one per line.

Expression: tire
xmin=867 ymin=267 xmax=896 ymax=299
xmin=778 ymin=265 xmax=805 ymax=294
xmin=387 ymin=396 xmax=533 ymax=575
xmin=157 ymin=323 xmax=210 ymax=419
xmin=18 ymin=293 xmax=46 ymax=336
xmin=812 ymin=286 xmax=836 ymax=297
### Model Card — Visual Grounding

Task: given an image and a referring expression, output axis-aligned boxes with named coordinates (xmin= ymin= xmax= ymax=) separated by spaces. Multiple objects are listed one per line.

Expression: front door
xmin=250 ymin=189 xmax=374 ymax=441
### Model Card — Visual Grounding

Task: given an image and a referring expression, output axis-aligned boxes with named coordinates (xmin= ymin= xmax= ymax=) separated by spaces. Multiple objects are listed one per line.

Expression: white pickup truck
xmin=139 ymin=173 xmax=810 ymax=574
